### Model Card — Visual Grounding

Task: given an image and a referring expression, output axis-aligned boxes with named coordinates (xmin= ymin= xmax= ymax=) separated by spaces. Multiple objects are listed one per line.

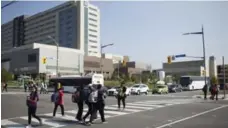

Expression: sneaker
xmin=102 ymin=121 xmax=108 ymax=124
xmin=26 ymin=125 xmax=32 ymax=128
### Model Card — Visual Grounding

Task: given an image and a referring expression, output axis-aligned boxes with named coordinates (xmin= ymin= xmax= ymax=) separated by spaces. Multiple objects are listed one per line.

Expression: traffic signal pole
xmin=223 ymin=56 xmax=226 ymax=99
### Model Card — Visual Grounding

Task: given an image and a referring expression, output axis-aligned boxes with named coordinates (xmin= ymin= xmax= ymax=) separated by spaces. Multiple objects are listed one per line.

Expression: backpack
xmin=212 ymin=86 xmax=218 ymax=92
xmin=51 ymin=92 xmax=59 ymax=103
xmin=72 ymin=91 xmax=80 ymax=103
xmin=88 ymin=90 xmax=98 ymax=103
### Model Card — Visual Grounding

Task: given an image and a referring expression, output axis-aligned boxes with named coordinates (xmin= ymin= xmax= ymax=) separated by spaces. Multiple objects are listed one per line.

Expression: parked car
xmin=152 ymin=85 xmax=168 ymax=94
xmin=168 ymin=84 xmax=183 ymax=93
xmin=107 ymin=86 xmax=131 ymax=96
xmin=131 ymin=84 xmax=149 ymax=95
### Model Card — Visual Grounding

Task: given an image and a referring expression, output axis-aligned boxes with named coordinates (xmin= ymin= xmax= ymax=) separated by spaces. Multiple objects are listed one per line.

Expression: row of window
xmin=25 ymin=20 xmax=55 ymax=35
xmin=89 ymin=12 xmax=97 ymax=17
xmin=89 ymin=29 xmax=97 ymax=33
xmin=89 ymin=7 xmax=97 ymax=12
xmin=89 ymin=40 xmax=97 ymax=43
xmin=26 ymin=15 xmax=55 ymax=31
xmin=89 ymin=34 xmax=97 ymax=38
xmin=89 ymin=18 xmax=97 ymax=22
xmin=89 ymin=23 xmax=97 ymax=27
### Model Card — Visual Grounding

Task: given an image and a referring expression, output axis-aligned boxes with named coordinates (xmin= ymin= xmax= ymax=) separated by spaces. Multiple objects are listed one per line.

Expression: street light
xmin=183 ymin=25 xmax=207 ymax=99
xmin=100 ymin=43 xmax=114 ymax=74
xmin=47 ymin=36 xmax=59 ymax=77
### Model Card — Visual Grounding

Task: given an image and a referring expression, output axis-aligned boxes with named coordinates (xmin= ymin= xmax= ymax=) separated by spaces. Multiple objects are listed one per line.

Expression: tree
xmin=172 ymin=74 xmax=180 ymax=83
xmin=1 ymin=68 xmax=13 ymax=82
xmin=211 ymin=76 xmax=218 ymax=85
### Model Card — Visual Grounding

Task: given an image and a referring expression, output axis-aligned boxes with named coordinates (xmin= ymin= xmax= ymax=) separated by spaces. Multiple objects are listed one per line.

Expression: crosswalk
xmin=1 ymin=99 xmax=198 ymax=128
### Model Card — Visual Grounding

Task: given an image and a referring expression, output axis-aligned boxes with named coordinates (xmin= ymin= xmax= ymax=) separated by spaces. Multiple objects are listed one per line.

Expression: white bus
xmin=49 ymin=74 xmax=104 ymax=93
xmin=180 ymin=75 xmax=209 ymax=91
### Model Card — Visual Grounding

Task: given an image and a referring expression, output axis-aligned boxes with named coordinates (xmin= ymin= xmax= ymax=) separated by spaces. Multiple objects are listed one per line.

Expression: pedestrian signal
xmin=167 ymin=56 xmax=171 ymax=64
xmin=42 ymin=57 xmax=47 ymax=64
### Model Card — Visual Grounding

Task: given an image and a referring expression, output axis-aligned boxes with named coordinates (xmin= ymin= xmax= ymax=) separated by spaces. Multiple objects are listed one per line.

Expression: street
xmin=1 ymin=90 xmax=228 ymax=128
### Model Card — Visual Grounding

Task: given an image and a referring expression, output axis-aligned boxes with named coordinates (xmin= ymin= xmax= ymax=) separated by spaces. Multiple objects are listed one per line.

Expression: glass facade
xmin=58 ymin=7 xmax=78 ymax=48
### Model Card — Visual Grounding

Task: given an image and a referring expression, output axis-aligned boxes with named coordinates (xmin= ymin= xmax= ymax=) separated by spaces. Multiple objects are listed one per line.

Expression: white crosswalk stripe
xmin=1 ymin=99 xmax=197 ymax=128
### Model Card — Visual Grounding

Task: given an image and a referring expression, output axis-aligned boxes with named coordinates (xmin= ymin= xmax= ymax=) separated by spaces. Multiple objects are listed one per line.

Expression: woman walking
xmin=26 ymin=86 xmax=42 ymax=128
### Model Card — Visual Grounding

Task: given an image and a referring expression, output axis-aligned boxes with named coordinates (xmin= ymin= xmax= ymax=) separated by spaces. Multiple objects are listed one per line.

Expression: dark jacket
xmin=97 ymin=88 xmax=105 ymax=104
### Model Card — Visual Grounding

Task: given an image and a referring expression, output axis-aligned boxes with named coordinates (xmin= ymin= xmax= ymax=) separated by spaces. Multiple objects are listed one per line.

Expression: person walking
xmin=202 ymin=84 xmax=207 ymax=100
xmin=40 ymin=82 xmax=45 ymax=94
xmin=82 ymin=85 xmax=98 ymax=125
xmin=96 ymin=84 xmax=107 ymax=123
xmin=53 ymin=83 xmax=65 ymax=117
xmin=75 ymin=85 xmax=85 ymax=122
xmin=2 ymin=81 xmax=8 ymax=92
xmin=117 ymin=84 xmax=127 ymax=109
xmin=26 ymin=86 xmax=42 ymax=128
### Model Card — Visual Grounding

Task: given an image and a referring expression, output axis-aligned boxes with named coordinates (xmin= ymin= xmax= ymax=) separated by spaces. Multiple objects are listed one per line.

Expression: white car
xmin=107 ymin=87 xmax=131 ymax=96
xmin=131 ymin=84 xmax=149 ymax=95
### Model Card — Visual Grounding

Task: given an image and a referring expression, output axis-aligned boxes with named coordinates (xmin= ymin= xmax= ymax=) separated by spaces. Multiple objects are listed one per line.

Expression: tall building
xmin=209 ymin=56 xmax=217 ymax=78
xmin=1 ymin=1 xmax=100 ymax=56
xmin=217 ymin=64 xmax=228 ymax=84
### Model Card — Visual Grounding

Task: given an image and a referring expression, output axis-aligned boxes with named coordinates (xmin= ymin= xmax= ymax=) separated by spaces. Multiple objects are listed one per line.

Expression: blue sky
xmin=1 ymin=1 xmax=228 ymax=69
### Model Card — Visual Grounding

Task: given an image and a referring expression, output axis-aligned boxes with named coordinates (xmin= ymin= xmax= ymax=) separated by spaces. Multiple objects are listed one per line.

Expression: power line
xmin=1 ymin=1 xmax=17 ymax=9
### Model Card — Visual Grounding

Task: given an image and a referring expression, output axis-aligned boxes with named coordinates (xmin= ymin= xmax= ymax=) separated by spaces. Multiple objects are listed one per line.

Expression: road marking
xmin=127 ymin=103 xmax=164 ymax=108
xmin=155 ymin=105 xmax=228 ymax=128
xmin=112 ymin=104 xmax=151 ymax=110
xmin=2 ymin=99 xmax=196 ymax=128
xmin=105 ymin=106 xmax=141 ymax=112
xmin=1 ymin=119 xmax=24 ymax=127
xmin=21 ymin=116 xmax=65 ymax=128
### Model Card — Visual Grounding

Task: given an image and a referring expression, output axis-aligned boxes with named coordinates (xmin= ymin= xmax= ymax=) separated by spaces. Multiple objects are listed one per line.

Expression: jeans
xmin=83 ymin=102 xmax=95 ymax=122
xmin=76 ymin=101 xmax=84 ymax=121
xmin=28 ymin=106 xmax=41 ymax=124
xmin=53 ymin=103 xmax=65 ymax=116
xmin=117 ymin=96 xmax=126 ymax=108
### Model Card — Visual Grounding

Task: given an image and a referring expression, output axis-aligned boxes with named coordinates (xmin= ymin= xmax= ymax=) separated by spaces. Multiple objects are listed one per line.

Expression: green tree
xmin=172 ymin=74 xmax=180 ymax=83
xmin=1 ymin=68 xmax=13 ymax=82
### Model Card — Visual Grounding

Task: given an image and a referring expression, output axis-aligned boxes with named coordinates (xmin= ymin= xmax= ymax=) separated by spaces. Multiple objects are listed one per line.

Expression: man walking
xmin=53 ymin=83 xmax=65 ymax=117
xmin=96 ymin=84 xmax=107 ymax=123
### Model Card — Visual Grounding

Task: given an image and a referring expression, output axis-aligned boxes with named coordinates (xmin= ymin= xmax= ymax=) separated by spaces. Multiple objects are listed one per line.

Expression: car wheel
xmin=145 ymin=91 xmax=148 ymax=95
xmin=137 ymin=90 xmax=140 ymax=95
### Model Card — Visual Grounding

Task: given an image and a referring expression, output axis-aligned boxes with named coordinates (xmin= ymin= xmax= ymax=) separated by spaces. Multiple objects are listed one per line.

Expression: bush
xmin=104 ymin=80 xmax=120 ymax=87
xmin=1 ymin=68 xmax=13 ymax=82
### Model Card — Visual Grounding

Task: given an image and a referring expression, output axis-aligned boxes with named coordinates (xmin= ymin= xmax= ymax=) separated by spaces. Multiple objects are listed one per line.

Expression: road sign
xmin=175 ymin=54 xmax=186 ymax=58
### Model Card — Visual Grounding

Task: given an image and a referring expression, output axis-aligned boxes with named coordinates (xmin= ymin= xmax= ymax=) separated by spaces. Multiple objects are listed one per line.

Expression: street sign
xmin=175 ymin=54 xmax=186 ymax=58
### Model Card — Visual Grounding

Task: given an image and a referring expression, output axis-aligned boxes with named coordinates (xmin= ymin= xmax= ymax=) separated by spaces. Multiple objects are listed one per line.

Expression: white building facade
xmin=1 ymin=43 xmax=84 ymax=77
xmin=1 ymin=1 xmax=100 ymax=57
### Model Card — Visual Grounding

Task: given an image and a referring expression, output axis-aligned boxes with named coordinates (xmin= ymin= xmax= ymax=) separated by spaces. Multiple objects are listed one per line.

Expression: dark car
xmin=168 ymin=84 xmax=182 ymax=93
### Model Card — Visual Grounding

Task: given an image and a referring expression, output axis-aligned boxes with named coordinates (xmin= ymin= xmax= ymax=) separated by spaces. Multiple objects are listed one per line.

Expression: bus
xmin=179 ymin=75 xmax=209 ymax=91
xmin=49 ymin=74 xmax=104 ymax=93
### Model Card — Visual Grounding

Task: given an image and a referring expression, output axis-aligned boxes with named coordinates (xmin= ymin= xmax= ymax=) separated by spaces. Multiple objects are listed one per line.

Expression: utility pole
xmin=117 ymin=61 xmax=120 ymax=79
xmin=223 ymin=56 xmax=226 ymax=98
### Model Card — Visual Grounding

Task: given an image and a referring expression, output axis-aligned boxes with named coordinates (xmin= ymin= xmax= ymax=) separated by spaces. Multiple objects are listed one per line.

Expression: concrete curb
xmin=193 ymin=95 xmax=228 ymax=100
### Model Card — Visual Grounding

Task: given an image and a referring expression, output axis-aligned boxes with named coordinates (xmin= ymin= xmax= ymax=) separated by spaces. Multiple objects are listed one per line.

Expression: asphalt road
xmin=2 ymin=90 xmax=228 ymax=128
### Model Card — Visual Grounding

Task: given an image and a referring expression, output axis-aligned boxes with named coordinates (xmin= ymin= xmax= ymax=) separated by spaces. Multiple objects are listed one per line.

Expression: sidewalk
xmin=193 ymin=94 xmax=228 ymax=100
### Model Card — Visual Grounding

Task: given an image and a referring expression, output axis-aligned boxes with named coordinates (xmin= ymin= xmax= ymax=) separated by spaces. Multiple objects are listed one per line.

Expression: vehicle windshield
xmin=180 ymin=77 xmax=191 ymax=86
xmin=132 ymin=85 xmax=140 ymax=88
xmin=157 ymin=85 xmax=165 ymax=88
xmin=170 ymin=85 xmax=177 ymax=88
xmin=113 ymin=87 xmax=120 ymax=89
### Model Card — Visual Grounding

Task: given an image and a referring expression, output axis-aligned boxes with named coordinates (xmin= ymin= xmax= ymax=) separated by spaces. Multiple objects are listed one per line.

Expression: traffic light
xmin=42 ymin=57 xmax=47 ymax=64
xmin=167 ymin=56 xmax=171 ymax=64
xmin=122 ymin=60 xmax=127 ymax=67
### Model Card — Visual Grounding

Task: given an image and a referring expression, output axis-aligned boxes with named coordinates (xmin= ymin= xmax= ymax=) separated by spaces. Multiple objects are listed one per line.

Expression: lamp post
xmin=183 ymin=25 xmax=207 ymax=98
xmin=47 ymin=36 xmax=59 ymax=77
xmin=100 ymin=43 xmax=114 ymax=74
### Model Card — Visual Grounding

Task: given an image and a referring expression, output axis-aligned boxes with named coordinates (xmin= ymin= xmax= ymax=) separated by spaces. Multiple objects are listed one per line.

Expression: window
xmin=28 ymin=53 xmax=37 ymax=63
xmin=91 ymin=46 xmax=97 ymax=48
xmin=89 ymin=40 xmax=97 ymax=43
xmin=89 ymin=18 xmax=97 ymax=22
xmin=89 ymin=12 xmax=97 ymax=17
xmin=89 ymin=34 xmax=97 ymax=38
xmin=89 ymin=23 xmax=97 ymax=27
xmin=89 ymin=29 xmax=97 ymax=32
xmin=89 ymin=7 xmax=97 ymax=12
